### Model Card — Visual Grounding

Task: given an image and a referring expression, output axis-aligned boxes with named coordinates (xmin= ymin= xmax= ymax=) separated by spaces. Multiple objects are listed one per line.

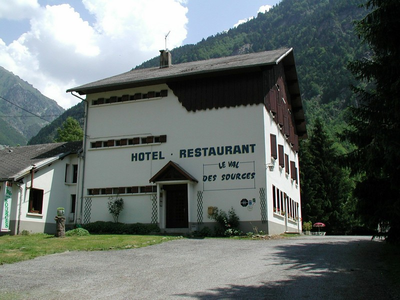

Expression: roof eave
xmin=13 ymin=155 xmax=67 ymax=181
xmin=67 ymin=63 xmax=277 ymax=95
xmin=66 ymin=51 xmax=288 ymax=96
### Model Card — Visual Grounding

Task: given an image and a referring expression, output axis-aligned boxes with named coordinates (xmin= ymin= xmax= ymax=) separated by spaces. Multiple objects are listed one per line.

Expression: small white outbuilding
xmin=0 ymin=142 xmax=82 ymax=234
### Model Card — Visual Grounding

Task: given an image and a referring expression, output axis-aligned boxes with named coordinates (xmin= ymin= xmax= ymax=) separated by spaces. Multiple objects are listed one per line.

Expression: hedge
xmin=82 ymin=221 xmax=160 ymax=235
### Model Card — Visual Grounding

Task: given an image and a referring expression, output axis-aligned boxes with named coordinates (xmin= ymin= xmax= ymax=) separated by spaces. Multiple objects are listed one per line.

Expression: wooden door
xmin=165 ymin=185 xmax=188 ymax=228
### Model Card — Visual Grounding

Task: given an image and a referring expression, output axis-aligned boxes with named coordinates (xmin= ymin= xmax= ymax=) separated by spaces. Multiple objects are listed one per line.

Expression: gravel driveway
xmin=0 ymin=236 xmax=398 ymax=299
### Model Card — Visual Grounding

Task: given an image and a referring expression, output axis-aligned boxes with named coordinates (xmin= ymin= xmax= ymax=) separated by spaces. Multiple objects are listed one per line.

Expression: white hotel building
xmin=67 ymin=48 xmax=307 ymax=234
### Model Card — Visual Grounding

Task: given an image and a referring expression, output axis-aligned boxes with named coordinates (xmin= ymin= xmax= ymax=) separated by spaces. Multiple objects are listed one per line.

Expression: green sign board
xmin=1 ymin=182 xmax=12 ymax=232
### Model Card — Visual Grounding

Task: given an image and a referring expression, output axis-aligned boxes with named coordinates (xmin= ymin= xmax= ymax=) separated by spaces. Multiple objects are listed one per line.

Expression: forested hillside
xmin=138 ymin=0 xmax=367 ymax=142
xmin=0 ymin=66 xmax=64 ymax=145
xmin=28 ymin=101 xmax=84 ymax=145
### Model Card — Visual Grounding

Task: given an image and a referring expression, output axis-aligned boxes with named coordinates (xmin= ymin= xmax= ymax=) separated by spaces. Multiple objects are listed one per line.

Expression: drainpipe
xmin=284 ymin=193 xmax=288 ymax=232
xmin=30 ymin=166 xmax=35 ymax=188
xmin=71 ymin=92 xmax=88 ymax=225
xmin=16 ymin=182 xmax=23 ymax=235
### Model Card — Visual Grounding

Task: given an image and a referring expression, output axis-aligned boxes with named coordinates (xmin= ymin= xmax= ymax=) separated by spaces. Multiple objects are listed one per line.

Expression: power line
xmin=0 ymin=95 xmax=61 ymax=123
xmin=0 ymin=115 xmax=61 ymax=118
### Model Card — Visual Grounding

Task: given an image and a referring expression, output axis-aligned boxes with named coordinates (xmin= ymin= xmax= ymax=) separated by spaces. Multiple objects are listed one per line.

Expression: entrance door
xmin=165 ymin=184 xmax=188 ymax=228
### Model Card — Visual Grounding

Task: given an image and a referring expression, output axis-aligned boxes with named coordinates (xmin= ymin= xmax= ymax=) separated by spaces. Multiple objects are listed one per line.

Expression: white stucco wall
xmin=263 ymin=109 xmax=301 ymax=233
xmin=3 ymin=154 xmax=80 ymax=234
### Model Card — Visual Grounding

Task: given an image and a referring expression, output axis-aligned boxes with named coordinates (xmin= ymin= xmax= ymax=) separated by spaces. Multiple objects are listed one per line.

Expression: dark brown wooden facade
xmin=168 ymin=63 xmax=305 ymax=152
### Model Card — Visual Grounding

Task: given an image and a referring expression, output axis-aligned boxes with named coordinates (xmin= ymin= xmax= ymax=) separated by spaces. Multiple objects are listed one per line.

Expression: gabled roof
xmin=0 ymin=141 xmax=82 ymax=181
xmin=67 ymin=48 xmax=306 ymax=139
xmin=67 ymin=48 xmax=294 ymax=95
xmin=150 ymin=161 xmax=198 ymax=183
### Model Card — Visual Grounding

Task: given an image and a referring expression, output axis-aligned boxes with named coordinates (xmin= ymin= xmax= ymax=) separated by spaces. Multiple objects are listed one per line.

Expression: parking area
xmin=0 ymin=236 xmax=398 ymax=299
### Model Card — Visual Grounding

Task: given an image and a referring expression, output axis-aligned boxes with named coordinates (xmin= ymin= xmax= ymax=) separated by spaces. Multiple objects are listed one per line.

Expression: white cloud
xmin=258 ymin=5 xmax=272 ymax=14
xmin=0 ymin=0 xmax=188 ymax=109
xmin=0 ymin=0 xmax=40 ymax=20
xmin=233 ymin=17 xmax=254 ymax=28
xmin=32 ymin=4 xmax=100 ymax=56
xmin=83 ymin=0 xmax=187 ymax=51
xmin=233 ymin=5 xmax=272 ymax=29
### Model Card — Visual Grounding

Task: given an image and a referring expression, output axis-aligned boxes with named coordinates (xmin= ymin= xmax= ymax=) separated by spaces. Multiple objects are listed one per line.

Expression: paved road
xmin=0 ymin=236 xmax=398 ymax=299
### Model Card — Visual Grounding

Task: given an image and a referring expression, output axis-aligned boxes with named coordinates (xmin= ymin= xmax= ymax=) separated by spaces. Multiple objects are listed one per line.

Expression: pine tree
xmin=342 ymin=0 xmax=400 ymax=241
xmin=55 ymin=117 xmax=83 ymax=142
xmin=301 ymin=119 xmax=354 ymax=234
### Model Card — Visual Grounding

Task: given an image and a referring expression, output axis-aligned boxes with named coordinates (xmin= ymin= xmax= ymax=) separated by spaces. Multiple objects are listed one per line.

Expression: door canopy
xmin=149 ymin=161 xmax=198 ymax=183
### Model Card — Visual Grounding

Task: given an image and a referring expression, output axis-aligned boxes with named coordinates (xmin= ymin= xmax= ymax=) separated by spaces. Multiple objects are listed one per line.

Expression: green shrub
xmin=303 ymin=221 xmax=313 ymax=231
xmin=209 ymin=207 xmax=241 ymax=237
xmin=65 ymin=228 xmax=90 ymax=236
xmin=192 ymin=227 xmax=212 ymax=238
xmin=82 ymin=221 xmax=160 ymax=235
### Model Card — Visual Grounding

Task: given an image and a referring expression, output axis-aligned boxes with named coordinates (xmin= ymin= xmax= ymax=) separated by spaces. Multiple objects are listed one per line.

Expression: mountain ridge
xmin=0 ymin=66 xmax=64 ymax=145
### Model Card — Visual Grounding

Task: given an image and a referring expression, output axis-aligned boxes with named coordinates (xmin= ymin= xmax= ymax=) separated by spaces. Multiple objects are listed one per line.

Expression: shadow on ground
xmin=176 ymin=239 xmax=399 ymax=300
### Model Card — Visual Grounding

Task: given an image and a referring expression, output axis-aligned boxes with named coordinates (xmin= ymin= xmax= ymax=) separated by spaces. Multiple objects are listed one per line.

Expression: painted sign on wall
xmin=1 ymin=182 xmax=12 ymax=232
xmin=203 ymin=160 xmax=256 ymax=191
xmin=131 ymin=144 xmax=256 ymax=162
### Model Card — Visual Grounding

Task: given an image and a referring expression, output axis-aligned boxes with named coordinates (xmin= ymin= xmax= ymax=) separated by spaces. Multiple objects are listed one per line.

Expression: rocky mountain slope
xmin=0 ymin=66 xmax=64 ymax=145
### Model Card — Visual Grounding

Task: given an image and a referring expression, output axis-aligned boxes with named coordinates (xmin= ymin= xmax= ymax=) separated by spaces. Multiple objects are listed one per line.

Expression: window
xmin=92 ymin=89 xmax=168 ymax=106
xmin=283 ymin=115 xmax=290 ymax=136
xmin=277 ymin=102 xmax=284 ymax=126
xmin=88 ymin=185 xmax=156 ymax=195
xmin=71 ymin=194 xmax=76 ymax=214
xmin=266 ymin=88 xmax=278 ymax=116
xmin=270 ymin=134 xmax=277 ymax=159
xmin=64 ymin=164 xmax=69 ymax=183
xmin=29 ymin=188 xmax=44 ymax=214
xmin=72 ymin=165 xmax=78 ymax=183
xmin=290 ymin=161 xmax=298 ymax=182
xmin=91 ymin=135 xmax=167 ymax=149
xmin=278 ymin=145 xmax=284 ymax=167
xmin=285 ymin=154 xmax=289 ymax=174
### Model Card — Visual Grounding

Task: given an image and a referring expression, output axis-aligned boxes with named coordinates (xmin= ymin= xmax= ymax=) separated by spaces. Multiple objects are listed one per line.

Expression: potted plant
xmin=303 ymin=221 xmax=312 ymax=235
xmin=57 ymin=207 xmax=65 ymax=217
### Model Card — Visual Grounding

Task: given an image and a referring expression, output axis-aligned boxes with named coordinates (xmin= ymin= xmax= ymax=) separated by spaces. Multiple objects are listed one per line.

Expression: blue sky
xmin=0 ymin=0 xmax=280 ymax=108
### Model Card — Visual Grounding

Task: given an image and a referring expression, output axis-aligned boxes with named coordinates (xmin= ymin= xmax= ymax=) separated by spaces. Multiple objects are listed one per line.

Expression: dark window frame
xmin=270 ymin=134 xmax=277 ymax=160
xmin=29 ymin=188 xmax=44 ymax=214
xmin=72 ymin=164 xmax=78 ymax=183
xmin=71 ymin=194 xmax=76 ymax=214
xmin=278 ymin=145 xmax=284 ymax=167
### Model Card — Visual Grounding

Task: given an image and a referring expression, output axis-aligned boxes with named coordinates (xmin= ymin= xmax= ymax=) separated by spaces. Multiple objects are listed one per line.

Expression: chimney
xmin=159 ymin=50 xmax=171 ymax=68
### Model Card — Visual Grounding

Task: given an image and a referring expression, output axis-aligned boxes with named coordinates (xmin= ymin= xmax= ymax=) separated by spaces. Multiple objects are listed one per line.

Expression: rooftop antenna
xmin=165 ymin=31 xmax=171 ymax=50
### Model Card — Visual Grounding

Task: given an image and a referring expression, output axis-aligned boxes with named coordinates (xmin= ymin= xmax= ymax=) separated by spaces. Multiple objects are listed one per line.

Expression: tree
xmin=341 ymin=0 xmax=400 ymax=241
xmin=301 ymin=118 xmax=355 ymax=234
xmin=55 ymin=117 xmax=83 ymax=142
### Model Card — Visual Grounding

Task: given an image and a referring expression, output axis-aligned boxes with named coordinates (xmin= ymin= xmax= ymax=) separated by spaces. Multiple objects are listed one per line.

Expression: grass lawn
xmin=0 ymin=233 xmax=181 ymax=265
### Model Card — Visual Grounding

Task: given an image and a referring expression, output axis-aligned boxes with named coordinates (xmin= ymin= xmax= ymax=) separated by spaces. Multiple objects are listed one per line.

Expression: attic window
xmin=90 ymin=135 xmax=167 ymax=149
xmin=92 ymin=90 xmax=168 ymax=106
